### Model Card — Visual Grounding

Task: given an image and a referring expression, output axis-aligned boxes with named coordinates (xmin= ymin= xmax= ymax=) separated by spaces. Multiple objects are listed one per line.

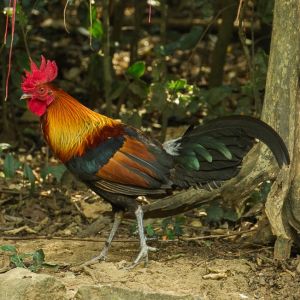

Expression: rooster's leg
xmin=128 ymin=205 xmax=156 ymax=269
xmin=80 ymin=210 xmax=123 ymax=267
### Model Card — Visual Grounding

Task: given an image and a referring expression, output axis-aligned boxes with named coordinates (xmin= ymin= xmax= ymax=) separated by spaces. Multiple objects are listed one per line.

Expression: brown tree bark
xmin=208 ymin=0 xmax=237 ymax=87
xmin=262 ymin=0 xmax=300 ymax=259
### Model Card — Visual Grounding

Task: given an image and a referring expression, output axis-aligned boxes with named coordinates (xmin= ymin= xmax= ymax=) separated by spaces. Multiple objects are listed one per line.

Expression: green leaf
xmin=4 ymin=154 xmax=21 ymax=178
xmin=160 ymin=26 xmax=203 ymax=55
xmin=257 ymin=0 xmax=274 ymax=24
xmin=88 ymin=6 xmax=103 ymax=40
xmin=206 ymin=205 xmax=224 ymax=223
xmin=145 ymin=224 xmax=155 ymax=237
xmin=23 ymin=164 xmax=36 ymax=188
xmin=16 ymin=3 xmax=28 ymax=27
xmin=167 ymin=79 xmax=187 ymax=92
xmin=10 ymin=254 xmax=26 ymax=268
xmin=32 ymin=249 xmax=45 ymax=266
xmin=149 ymin=82 xmax=167 ymax=110
xmin=120 ymin=110 xmax=142 ymax=128
xmin=0 ymin=245 xmax=17 ymax=253
xmin=41 ymin=165 xmax=67 ymax=182
xmin=174 ymin=217 xmax=183 ymax=236
xmin=126 ymin=61 xmax=145 ymax=79
xmin=108 ymin=81 xmax=128 ymax=101
xmin=223 ymin=209 xmax=239 ymax=222
xmin=166 ymin=229 xmax=175 ymax=240
xmin=128 ymin=81 xmax=148 ymax=99
xmin=89 ymin=19 xmax=103 ymax=39
xmin=203 ymin=86 xmax=232 ymax=106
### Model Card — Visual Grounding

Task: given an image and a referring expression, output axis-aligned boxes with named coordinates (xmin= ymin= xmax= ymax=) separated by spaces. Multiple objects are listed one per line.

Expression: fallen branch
xmin=180 ymin=228 xmax=256 ymax=241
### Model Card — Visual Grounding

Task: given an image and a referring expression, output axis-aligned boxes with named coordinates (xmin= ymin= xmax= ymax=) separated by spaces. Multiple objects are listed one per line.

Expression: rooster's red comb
xmin=21 ymin=55 xmax=58 ymax=93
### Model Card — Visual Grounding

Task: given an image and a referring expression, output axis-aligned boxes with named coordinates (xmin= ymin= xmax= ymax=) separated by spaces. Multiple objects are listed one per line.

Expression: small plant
xmin=0 ymin=245 xmax=57 ymax=272
xmin=161 ymin=216 xmax=185 ymax=240
xmin=0 ymin=143 xmax=67 ymax=191
xmin=130 ymin=216 xmax=185 ymax=241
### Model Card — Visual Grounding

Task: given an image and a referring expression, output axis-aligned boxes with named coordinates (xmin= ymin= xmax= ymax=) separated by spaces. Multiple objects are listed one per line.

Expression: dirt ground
xmin=1 ymin=174 xmax=300 ymax=299
xmin=1 ymin=235 xmax=300 ymax=300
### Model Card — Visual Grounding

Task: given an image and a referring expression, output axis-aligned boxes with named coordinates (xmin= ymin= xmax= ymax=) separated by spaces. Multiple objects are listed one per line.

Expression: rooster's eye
xmin=39 ymin=87 xmax=45 ymax=94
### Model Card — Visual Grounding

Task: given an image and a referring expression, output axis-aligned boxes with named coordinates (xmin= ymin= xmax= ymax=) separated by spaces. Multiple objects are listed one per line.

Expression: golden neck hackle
xmin=41 ymin=89 xmax=119 ymax=162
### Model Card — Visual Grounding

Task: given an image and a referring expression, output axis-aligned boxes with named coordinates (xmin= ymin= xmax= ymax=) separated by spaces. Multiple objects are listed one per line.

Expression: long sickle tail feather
xmin=165 ymin=116 xmax=290 ymax=189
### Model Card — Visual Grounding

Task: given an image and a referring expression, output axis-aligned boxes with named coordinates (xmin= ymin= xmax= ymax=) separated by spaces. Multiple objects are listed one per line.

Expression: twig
xmin=0 ymin=188 xmax=28 ymax=196
xmin=237 ymin=0 xmax=261 ymax=115
xmin=89 ymin=0 xmax=93 ymax=49
xmin=180 ymin=229 xmax=256 ymax=241
xmin=187 ymin=2 xmax=237 ymax=64
xmin=0 ymin=230 xmax=256 ymax=243
xmin=0 ymin=197 xmax=14 ymax=206
xmin=234 ymin=0 xmax=244 ymax=25
xmin=3 ymin=225 xmax=37 ymax=235
xmin=0 ymin=236 xmax=140 ymax=243
xmin=3 ymin=1 xmax=11 ymax=44
xmin=5 ymin=0 xmax=17 ymax=102
xmin=63 ymin=0 xmax=71 ymax=33
xmin=20 ymin=22 xmax=31 ymax=59
xmin=148 ymin=4 xmax=152 ymax=24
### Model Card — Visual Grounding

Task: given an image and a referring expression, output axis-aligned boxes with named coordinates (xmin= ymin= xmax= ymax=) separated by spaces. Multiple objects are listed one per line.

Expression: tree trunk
xmin=103 ymin=0 xmax=113 ymax=116
xmin=263 ymin=0 xmax=300 ymax=259
xmin=208 ymin=0 xmax=237 ymax=88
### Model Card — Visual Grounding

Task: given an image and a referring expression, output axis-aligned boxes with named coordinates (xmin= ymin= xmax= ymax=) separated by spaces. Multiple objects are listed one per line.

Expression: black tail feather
xmin=185 ymin=116 xmax=290 ymax=167
xmin=169 ymin=116 xmax=290 ymax=189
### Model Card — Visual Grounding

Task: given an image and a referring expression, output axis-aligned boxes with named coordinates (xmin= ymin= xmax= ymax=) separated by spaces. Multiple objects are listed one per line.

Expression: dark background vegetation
xmin=0 ymin=0 xmax=276 ymax=248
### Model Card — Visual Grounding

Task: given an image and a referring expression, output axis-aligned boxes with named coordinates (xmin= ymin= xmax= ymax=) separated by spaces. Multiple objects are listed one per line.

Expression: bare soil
xmin=1 ymin=236 xmax=300 ymax=300
xmin=1 ymin=171 xmax=300 ymax=299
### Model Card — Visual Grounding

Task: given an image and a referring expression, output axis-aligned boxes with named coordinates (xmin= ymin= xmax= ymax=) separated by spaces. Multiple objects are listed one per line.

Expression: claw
xmin=127 ymin=245 xmax=157 ymax=269
xmin=126 ymin=206 xmax=157 ymax=269
xmin=78 ymin=211 xmax=123 ymax=268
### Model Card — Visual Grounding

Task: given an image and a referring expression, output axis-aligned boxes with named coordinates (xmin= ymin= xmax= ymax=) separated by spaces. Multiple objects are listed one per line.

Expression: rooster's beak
xmin=20 ymin=94 xmax=32 ymax=100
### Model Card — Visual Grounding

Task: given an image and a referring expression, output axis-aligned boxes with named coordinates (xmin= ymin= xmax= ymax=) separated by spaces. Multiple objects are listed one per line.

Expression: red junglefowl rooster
xmin=21 ymin=56 xmax=289 ymax=268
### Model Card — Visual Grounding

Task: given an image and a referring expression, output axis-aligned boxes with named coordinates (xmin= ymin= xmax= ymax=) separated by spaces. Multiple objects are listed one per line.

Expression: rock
xmin=0 ymin=268 xmax=66 ymax=300
xmin=75 ymin=285 xmax=197 ymax=300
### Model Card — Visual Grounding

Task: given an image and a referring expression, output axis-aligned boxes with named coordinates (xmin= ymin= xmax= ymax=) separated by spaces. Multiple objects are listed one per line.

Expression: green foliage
xmin=248 ymin=181 xmax=272 ymax=207
xmin=0 ymin=245 xmax=58 ymax=272
xmin=149 ymin=79 xmax=202 ymax=120
xmin=167 ymin=79 xmax=187 ymax=92
xmin=3 ymin=154 xmax=21 ymax=178
xmin=256 ymin=0 xmax=274 ymax=24
xmin=23 ymin=163 xmax=36 ymax=190
xmin=126 ymin=61 xmax=146 ymax=79
xmin=89 ymin=6 xmax=103 ymax=40
xmin=161 ymin=216 xmax=185 ymax=239
xmin=201 ymin=86 xmax=233 ymax=117
xmin=145 ymin=224 xmax=156 ymax=238
xmin=41 ymin=165 xmax=67 ymax=183
xmin=135 ymin=217 xmax=185 ymax=241
xmin=16 ymin=2 xmax=28 ymax=27
xmin=253 ymin=48 xmax=269 ymax=90
xmin=0 ymin=146 xmax=66 ymax=191
xmin=204 ymin=203 xmax=238 ymax=223
xmin=128 ymin=80 xmax=148 ymax=99
xmin=157 ymin=26 xmax=203 ymax=56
